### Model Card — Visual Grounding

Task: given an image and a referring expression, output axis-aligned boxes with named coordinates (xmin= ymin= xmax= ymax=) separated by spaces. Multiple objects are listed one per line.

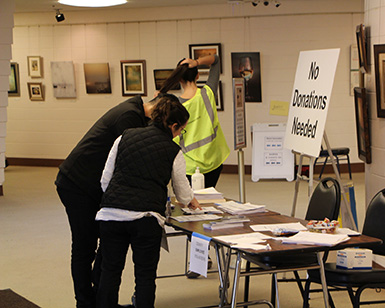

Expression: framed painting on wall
xmin=356 ymin=24 xmax=368 ymax=73
xmin=121 ymin=60 xmax=147 ymax=96
xmin=27 ymin=56 xmax=43 ymax=78
xmin=189 ymin=43 xmax=222 ymax=74
xmin=374 ymin=44 xmax=385 ymax=118
xmin=153 ymin=69 xmax=180 ymax=91
xmin=84 ymin=63 xmax=112 ymax=94
xmin=197 ymin=80 xmax=223 ymax=111
xmin=231 ymin=52 xmax=262 ymax=102
xmin=51 ymin=61 xmax=77 ymax=98
xmin=27 ymin=82 xmax=44 ymax=101
xmin=353 ymin=87 xmax=371 ymax=164
xmin=8 ymin=62 xmax=20 ymax=97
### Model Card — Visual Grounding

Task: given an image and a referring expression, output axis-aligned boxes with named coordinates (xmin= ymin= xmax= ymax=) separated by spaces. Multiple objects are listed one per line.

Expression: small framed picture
xmin=153 ymin=69 xmax=180 ymax=91
xmin=27 ymin=56 xmax=43 ymax=78
xmin=189 ymin=43 xmax=222 ymax=74
xmin=197 ymin=81 xmax=223 ymax=111
xmin=374 ymin=44 xmax=385 ymax=118
xmin=27 ymin=82 xmax=44 ymax=101
xmin=8 ymin=62 xmax=20 ymax=97
xmin=121 ymin=60 xmax=147 ymax=96
xmin=353 ymin=87 xmax=371 ymax=164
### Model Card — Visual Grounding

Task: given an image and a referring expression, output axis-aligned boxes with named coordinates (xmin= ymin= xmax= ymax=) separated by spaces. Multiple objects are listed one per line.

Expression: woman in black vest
xmin=96 ymin=94 xmax=200 ymax=308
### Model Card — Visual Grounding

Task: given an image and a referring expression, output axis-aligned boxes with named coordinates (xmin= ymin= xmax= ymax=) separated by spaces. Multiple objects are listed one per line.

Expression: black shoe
xmin=186 ymin=270 xmax=200 ymax=278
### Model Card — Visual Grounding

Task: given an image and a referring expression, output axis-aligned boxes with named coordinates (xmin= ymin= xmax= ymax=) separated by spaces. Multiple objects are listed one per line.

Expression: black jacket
xmin=101 ymin=124 xmax=180 ymax=216
xmin=56 ymin=96 xmax=148 ymax=202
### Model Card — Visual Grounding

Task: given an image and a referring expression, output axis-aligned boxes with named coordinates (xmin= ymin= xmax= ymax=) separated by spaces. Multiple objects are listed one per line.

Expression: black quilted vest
xmin=101 ymin=124 xmax=180 ymax=216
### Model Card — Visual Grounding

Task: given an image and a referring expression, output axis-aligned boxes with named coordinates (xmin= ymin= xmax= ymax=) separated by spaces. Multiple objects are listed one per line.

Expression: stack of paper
xmin=216 ymin=200 xmax=266 ymax=215
xmin=194 ymin=187 xmax=226 ymax=204
xmin=203 ymin=216 xmax=250 ymax=230
xmin=214 ymin=232 xmax=272 ymax=250
xmin=181 ymin=206 xmax=223 ymax=215
xmin=280 ymin=231 xmax=350 ymax=246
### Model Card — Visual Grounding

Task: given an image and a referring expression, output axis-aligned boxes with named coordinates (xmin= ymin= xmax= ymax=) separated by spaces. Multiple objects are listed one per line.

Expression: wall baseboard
xmin=6 ymin=157 xmax=364 ymax=175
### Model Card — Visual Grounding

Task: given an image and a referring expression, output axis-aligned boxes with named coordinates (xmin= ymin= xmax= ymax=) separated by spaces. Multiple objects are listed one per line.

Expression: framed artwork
xmin=27 ymin=82 xmax=44 ymax=101
xmin=197 ymin=81 xmax=223 ymax=111
xmin=8 ymin=62 xmax=20 ymax=97
xmin=153 ymin=69 xmax=180 ymax=91
xmin=231 ymin=52 xmax=262 ymax=102
xmin=121 ymin=60 xmax=147 ymax=96
xmin=374 ymin=44 xmax=385 ymax=118
xmin=353 ymin=87 xmax=371 ymax=164
xmin=356 ymin=24 xmax=368 ymax=73
xmin=51 ymin=61 xmax=76 ymax=98
xmin=27 ymin=56 xmax=43 ymax=78
xmin=84 ymin=63 xmax=112 ymax=94
xmin=189 ymin=43 xmax=222 ymax=74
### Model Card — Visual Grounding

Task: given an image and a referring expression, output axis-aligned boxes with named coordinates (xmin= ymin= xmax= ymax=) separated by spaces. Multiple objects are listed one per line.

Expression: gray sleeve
xmin=205 ymin=55 xmax=220 ymax=94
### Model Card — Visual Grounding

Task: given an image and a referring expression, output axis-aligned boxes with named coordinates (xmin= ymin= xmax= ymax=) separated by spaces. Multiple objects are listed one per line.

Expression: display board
xmin=284 ymin=49 xmax=340 ymax=157
xmin=252 ymin=123 xmax=294 ymax=182
xmin=233 ymin=78 xmax=246 ymax=150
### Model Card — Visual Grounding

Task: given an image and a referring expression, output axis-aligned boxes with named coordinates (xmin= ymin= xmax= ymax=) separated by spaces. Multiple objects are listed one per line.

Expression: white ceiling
xmin=14 ymin=0 xmax=232 ymax=13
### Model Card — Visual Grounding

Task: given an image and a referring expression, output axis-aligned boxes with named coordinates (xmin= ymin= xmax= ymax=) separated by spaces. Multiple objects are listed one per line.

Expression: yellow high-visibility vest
xmin=174 ymin=85 xmax=230 ymax=175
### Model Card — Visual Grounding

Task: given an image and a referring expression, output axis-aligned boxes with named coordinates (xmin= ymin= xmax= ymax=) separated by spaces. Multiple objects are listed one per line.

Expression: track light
xmin=263 ymin=1 xmax=269 ymax=6
xmin=275 ymin=0 xmax=281 ymax=7
xmin=252 ymin=1 xmax=260 ymax=6
xmin=55 ymin=9 xmax=65 ymax=22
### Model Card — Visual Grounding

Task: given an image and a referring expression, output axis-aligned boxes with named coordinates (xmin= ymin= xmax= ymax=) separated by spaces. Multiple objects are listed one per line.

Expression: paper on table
xmin=214 ymin=232 xmax=271 ymax=245
xmin=216 ymin=201 xmax=266 ymax=215
xmin=280 ymin=231 xmax=350 ymax=246
xmin=250 ymin=222 xmax=307 ymax=232
xmin=171 ymin=214 xmax=222 ymax=222
xmin=336 ymin=228 xmax=361 ymax=236
xmin=231 ymin=243 xmax=270 ymax=250
xmin=181 ymin=206 xmax=223 ymax=215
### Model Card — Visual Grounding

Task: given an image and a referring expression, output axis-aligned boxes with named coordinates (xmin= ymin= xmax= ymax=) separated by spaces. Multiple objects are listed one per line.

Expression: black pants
xmin=97 ymin=217 xmax=162 ymax=308
xmin=187 ymin=164 xmax=223 ymax=188
xmin=56 ymin=173 xmax=101 ymax=308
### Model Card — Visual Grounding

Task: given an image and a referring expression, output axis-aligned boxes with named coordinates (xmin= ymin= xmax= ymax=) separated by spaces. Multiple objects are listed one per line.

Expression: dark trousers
xmin=56 ymin=177 xmax=101 ymax=308
xmin=187 ymin=164 xmax=223 ymax=188
xmin=97 ymin=217 xmax=162 ymax=308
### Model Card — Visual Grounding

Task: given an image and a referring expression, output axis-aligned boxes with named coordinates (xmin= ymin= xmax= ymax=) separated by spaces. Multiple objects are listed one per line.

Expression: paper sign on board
xmin=284 ymin=49 xmax=340 ymax=157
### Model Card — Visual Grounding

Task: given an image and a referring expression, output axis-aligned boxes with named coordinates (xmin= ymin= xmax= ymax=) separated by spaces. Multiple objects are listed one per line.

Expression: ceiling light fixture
xmin=58 ymin=0 xmax=127 ymax=8
xmin=55 ymin=9 xmax=65 ymax=22
xmin=263 ymin=1 xmax=269 ymax=6
xmin=252 ymin=1 xmax=260 ymax=6
xmin=275 ymin=0 xmax=281 ymax=7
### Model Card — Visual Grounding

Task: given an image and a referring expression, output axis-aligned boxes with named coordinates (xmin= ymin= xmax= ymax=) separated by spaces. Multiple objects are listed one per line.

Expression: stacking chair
xmin=314 ymin=145 xmax=352 ymax=179
xmin=303 ymin=188 xmax=385 ymax=308
xmin=243 ymin=177 xmax=341 ymax=307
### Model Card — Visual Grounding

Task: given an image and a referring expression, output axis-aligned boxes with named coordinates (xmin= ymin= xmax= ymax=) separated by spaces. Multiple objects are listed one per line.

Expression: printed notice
xmin=189 ymin=232 xmax=211 ymax=277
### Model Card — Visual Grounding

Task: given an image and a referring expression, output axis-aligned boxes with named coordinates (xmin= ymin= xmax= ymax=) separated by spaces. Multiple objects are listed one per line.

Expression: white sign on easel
xmin=284 ymin=49 xmax=340 ymax=156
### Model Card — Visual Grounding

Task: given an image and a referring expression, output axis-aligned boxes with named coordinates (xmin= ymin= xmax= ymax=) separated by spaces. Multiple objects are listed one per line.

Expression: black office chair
xmin=303 ymin=188 xmax=385 ymax=308
xmin=314 ymin=146 xmax=352 ymax=179
xmin=243 ymin=177 xmax=341 ymax=307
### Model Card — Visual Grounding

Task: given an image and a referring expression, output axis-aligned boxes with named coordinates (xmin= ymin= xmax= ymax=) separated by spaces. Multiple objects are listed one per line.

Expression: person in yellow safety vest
xmin=159 ymin=54 xmax=229 ymax=188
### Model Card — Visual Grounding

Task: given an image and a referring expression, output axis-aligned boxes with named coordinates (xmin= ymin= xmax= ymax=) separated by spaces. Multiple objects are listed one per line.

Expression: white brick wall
xmin=0 ymin=0 xmax=15 ymax=188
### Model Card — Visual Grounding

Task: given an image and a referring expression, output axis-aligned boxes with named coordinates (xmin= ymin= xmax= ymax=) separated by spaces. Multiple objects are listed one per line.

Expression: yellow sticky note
xmin=270 ymin=100 xmax=289 ymax=116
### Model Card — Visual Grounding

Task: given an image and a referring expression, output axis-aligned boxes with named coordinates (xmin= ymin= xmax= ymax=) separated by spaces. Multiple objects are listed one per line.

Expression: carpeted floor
xmin=0 ymin=289 xmax=40 ymax=308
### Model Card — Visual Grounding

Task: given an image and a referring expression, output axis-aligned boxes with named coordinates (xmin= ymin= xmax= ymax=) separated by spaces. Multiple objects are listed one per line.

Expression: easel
xmin=291 ymin=131 xmax=358 ymax=231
